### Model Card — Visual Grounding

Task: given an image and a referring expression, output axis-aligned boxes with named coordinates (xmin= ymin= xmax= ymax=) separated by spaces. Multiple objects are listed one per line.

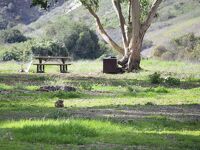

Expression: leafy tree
xmin=44 ymin=17 xmax=104 ymax=59
xmin=32 ymin=0 xmax=162 ymax=71
xmin=63 ymin=23 xmax=103 ymax=59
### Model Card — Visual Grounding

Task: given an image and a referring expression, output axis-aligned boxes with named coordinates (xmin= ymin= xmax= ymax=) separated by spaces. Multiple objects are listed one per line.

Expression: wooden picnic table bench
xmin=33 ymin=56 xmax=72 ymax=73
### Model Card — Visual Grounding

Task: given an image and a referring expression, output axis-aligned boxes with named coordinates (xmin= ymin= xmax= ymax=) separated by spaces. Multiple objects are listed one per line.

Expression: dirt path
xmin=63 ymin=105 xmax=200 ymax=121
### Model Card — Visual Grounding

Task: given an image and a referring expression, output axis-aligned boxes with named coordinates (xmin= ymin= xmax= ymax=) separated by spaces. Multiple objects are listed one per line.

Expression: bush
xmin=0 ymin=29 xmax=27 ymax=43
xmin=45 ymin=17 xmax=105 ymax=60
xmin=0 ymin=39 xmax=70 ymax=61
xmin=149 ymin=72 xmax=164 ymax=84
xmin=153 ymin=45 xmax=168 ymax=57
xmin=0 ymin=41 xmax=32 ymax=62
xmin=32 ymin=40 xmax=68 ymax=57
xmin=161 ymin=51 xmax=175 ymax=61
xmin=79 ymin=82 xmax=93 ymax=91
xmin=169 ymin=33 xmax=200 ymax=62
xmin=165 ymin=77 xmax=181 ymax=86
xmin=64 ymin=24 xmax=104 ymax=59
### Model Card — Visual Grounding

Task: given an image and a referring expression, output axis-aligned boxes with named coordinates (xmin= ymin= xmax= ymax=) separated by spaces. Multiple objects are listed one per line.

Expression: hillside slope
xmin=0 ymin=0 xmax=67 ymax=30
xmin=9 ymin=0 xmax=200 ymax=57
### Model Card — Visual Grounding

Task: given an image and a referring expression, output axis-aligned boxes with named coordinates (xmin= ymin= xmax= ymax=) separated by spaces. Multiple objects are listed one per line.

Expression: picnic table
xmin=33 ymin=56 xmax=72 ymax=73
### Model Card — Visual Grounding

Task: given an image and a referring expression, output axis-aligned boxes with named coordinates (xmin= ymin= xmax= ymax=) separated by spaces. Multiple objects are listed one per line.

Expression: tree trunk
xmin=127 ymin=38 xmax=142 ymax=71
xmin=127 ymin=0 xmax=141 ymax=72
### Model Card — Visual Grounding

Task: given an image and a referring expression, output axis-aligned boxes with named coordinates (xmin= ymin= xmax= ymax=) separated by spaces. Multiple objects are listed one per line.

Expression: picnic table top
xmin=34 ymin=56 xmax=71 ymax=59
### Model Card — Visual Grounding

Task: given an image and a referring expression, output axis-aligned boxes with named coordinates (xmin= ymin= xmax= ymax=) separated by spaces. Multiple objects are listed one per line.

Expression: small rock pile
xmin=39 ymin=86 xmax=76 ymax=92
xmin=0 ymin=90 xmax=11 ymax=94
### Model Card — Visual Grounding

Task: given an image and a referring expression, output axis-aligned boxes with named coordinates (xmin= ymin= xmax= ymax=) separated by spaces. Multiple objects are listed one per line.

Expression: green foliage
xmin=0 ymin=41 xmax=33 ymax=62
xmin=139 ymin=0 xmax=151 ymax=22
xmin=145 ymin=86 xmax=169 ymax=93
xmin=165 ymin=77 xmax=181 ymax=86
xmin=44 ymin=17 xmax=105 ymax=59
xmin=149 ymin=72 xmax=164 ymax=84
xmin=31 ymin=0 xmax=48 ymax=9
xmin=171 ymin=33 xmax=200 ymax=62
xmin=80 ymin=0 xmax=99 ymax=11
xmin=153 ymin=33 xmax=200 ymax=62
xmin=31 ymin=40 xmax=68 ymax=57
xmin=0 ymin=39 xmax=67 ymax=61
xmin=0 ymin=29 xmax=27 ymax=44
xmin=153 ymin=46 xmax=168 ymax=57
xmin=79 ymin=82 xmax=93 ymax=91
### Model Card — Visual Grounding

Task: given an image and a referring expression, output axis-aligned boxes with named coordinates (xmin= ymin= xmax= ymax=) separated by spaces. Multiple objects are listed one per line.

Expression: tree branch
xmin=112 ymin=0 xmax=128 ymax=54
xmin=141 ymin=0 xmax=162 ymax=34
xmin=87 ymin=6 xmax=124 ymax=54
xmin=127 ymin=0 xmax=132 ymax=45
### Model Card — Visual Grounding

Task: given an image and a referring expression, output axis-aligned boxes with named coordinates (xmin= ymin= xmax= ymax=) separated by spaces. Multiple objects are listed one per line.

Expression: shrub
xmin=64 ymin=24 xmax=104 ymax=59
xmin=154 ymin=86 xmax=169 ymax=93
xmin=79 ymin=82 xmax=93 ymax=91
xmin=1 ymin=41 xmax=32 ymax=62
xmin=0 ymin=39 xmax=69 ymax=61
xmin=45 ymin=17 xmax=105 ymax=60
xmin=0 ymin=29 xmax=27 ymax=43
xmin=31 ymin=40 xmax=68 ymax=57
xmin=169 ymin=33 xmax=200 ymax=62
xmin=161 ymin=51 xmax=175 ymax=61
xmin=126 ymin=86 xmax=134 ymax=93
xmin=153 ymin=45 xmax=168 ymax=57
xmin=149 ymin=72 xmax=164 ymax=84
xmin=165 ymin=77 xmax=181 ymax=86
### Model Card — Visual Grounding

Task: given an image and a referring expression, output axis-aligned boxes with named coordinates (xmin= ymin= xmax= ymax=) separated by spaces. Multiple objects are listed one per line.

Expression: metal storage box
xmin=103 ymin=57 xmax=119 ymax=74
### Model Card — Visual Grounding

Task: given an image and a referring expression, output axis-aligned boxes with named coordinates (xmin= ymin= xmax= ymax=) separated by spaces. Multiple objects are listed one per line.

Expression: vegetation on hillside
xmin=153 ymin=33 xmax=200 ymax=62
xmin=0 ymin=29 xmax=27 ymax=44
xmin=0 ymin=17 xmax=111 ymax=61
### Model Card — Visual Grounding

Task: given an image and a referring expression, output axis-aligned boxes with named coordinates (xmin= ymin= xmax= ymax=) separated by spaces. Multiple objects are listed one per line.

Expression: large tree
xmin=32 ymin=0 xmax=162 ymax=72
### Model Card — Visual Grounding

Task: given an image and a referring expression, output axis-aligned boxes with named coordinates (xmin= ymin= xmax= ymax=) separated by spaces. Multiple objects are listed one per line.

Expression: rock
xmin=0 ymin=90 xmax=11 ymax=94
xmin=39 ymin=86 xmax=76 ymax=92
xmin=63 ymin=86 xmax=76 ymax=92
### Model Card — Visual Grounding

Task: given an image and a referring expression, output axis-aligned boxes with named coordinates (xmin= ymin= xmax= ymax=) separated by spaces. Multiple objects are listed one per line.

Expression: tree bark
xmin=127 ymin=37 xmax=142 ymax=71
xmin=127 ymin=0 xmax=141 ymax=71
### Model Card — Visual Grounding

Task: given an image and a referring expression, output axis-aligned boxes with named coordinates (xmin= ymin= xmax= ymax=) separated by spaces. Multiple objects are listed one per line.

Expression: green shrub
xmin=165 ymin=77 xmax=181 ymax=86
xmin=0 ymin=29 xmax=27 ymax=43
xmin=0 ymin=41 xmax=32 ymax=62
xmin=79 ymin=82 xmax=93 ymax=91
xmin=169 ymin=33 xmax=200 ymax=62
xmin=31 ymin=40 xmax=68 ymax=57
xmin=161 ymin=51 xmax=175 ymax=61
xmin=149 ymin=72 xmax=164 ymax=84
xmin=153 ymin=45 xmax=168 ymax=57
xmin=64 ymin=24 xmax=104 ymax=59
xmin=44 ymin=17 xmax=105 ymax=60
xmin=126 ymin=86 xmax=134 ymax=93
xmin=0 ymin=39 xmax=68 ymax=61
xmin=154 ymin=86 xmax=169 ymax=93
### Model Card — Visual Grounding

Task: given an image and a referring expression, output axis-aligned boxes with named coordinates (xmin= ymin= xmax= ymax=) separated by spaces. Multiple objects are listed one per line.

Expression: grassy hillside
xmin=0 ymin=0 xmax=42 ymax=29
